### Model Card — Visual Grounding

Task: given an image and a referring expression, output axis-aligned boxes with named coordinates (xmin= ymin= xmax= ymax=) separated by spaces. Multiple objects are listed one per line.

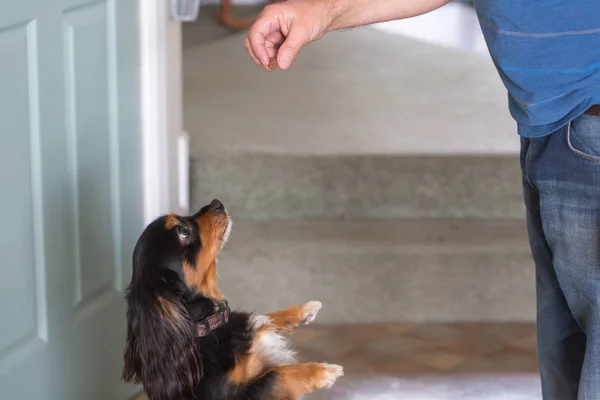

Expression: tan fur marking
xmin=182 ymin=260 xmax=224 ymax=301
xmin=266 ymin=306 xmax=306 ymax=333
xmin=158 ymin=296 xmax=185 ymax=332
xmin=164 ymin=213 xmax=179 ymax=230
xmin=265 ymin=302 xmax=321 ymax=333
xmin=272 ymin=363 xmax=334 ymax=398
xmin=227 ymin=328 xmax=275 ymax=384
xmin=228 ymin=352 xmax=265 ymax=385
xmin=181 ymin=211 xmax=228 ymax=300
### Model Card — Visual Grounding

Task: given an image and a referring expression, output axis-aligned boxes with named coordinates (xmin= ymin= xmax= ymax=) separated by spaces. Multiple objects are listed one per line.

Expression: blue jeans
xmin=521 ymin=113 xmax=600 ymax=399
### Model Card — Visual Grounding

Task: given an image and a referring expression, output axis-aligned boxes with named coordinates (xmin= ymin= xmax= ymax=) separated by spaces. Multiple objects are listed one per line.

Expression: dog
xmin=122 ymin=199 xmax=344 ymax=400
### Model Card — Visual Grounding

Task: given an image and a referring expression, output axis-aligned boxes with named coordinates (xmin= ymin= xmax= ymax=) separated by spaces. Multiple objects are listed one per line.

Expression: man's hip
xmin=521 ymin=108 xmax=600 ymax=399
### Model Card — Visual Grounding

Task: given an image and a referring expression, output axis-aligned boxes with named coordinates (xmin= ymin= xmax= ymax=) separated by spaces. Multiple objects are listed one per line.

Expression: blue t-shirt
xmin=473 ymin=1 xmax=600 ymax=137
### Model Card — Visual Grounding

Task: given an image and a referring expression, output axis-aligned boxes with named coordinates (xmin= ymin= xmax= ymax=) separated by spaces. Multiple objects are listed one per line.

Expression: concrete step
xmin=218 ymin=219 xmax=535 ymax=323
xmin=191 ymin=153 xmax=524 ymax=220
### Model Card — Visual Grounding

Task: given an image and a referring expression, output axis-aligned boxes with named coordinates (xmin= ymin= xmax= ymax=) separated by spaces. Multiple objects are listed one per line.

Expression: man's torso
xmin=473 ymin=0 xmax=600 ymax=137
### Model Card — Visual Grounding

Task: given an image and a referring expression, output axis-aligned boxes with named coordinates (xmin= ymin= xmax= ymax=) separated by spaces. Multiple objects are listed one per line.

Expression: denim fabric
xmin=521 ymin=113 xmax=600 ymax=399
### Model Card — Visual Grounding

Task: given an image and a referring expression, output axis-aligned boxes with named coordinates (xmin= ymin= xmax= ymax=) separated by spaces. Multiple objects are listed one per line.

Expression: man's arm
xmin=245 ymin=0 xmax=452 ymax=70
xmin=327 ymin=0 xmax=452 ymax=31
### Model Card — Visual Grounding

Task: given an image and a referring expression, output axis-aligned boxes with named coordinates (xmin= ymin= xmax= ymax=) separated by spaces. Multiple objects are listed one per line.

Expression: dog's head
xmin=122 ymin=199 xmax=231 ymax=399
xmin=129 ymin=198 xmax=231 ymax=300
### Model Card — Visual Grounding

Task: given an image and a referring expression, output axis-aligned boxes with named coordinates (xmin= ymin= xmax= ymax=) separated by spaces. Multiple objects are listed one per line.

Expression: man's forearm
xmin=326 ymin=0 xmax=453 ymax=31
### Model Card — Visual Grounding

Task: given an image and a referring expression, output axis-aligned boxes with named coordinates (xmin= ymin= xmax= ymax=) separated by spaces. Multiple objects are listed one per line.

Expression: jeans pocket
xmin=566 ymin=114 xmax=600 ymax=162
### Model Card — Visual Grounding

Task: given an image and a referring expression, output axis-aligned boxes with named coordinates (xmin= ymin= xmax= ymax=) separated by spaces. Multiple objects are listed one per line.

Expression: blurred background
xmin=0 ymin=0 xmax=538 ymax=398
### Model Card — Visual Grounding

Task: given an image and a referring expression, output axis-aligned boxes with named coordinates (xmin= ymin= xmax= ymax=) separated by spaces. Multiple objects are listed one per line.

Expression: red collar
xmin=196 ymin=301 xmax=230 ymax=337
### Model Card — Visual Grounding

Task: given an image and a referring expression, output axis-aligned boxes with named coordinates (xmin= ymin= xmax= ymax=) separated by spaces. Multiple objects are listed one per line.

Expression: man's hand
xmin=245 ymin=0 xmax=336 ymax=71
xmin=244 ymin=0 xmax=452 ymax=71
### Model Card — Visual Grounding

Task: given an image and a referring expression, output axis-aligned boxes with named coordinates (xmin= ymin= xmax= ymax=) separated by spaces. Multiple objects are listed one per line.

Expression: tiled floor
xmin=135 ymin=323 xmax=541 ymax=399
xmin=292 ymin=323 xmax=541 ymax=399
xmin=292 ymin=322 xmax=538 ymax=375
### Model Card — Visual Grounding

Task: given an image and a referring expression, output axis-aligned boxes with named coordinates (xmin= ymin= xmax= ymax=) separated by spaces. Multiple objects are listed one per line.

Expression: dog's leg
xmin=264 ymin=301 xmax=322 ymax=333
xmin=269 ymin=362 xmax=344 ymax=398
xmin=236 ymin=362 xmax=343 ymax=400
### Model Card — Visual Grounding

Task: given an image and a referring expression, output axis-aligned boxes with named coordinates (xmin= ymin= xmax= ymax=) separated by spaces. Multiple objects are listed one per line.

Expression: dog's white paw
xmin=318 ymin=363 xmax=344 ymax=389
xmin=301 ymin=301 xmax=322 ymax=325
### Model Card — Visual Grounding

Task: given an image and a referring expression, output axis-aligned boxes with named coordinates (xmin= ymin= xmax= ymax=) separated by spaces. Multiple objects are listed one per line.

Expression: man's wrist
xmin=323 ymin=0 xmax=350 ymax=32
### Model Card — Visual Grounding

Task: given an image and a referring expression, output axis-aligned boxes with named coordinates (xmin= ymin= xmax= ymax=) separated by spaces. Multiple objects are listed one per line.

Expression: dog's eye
xmin=176 ymin=225 xmax=190 ymax=239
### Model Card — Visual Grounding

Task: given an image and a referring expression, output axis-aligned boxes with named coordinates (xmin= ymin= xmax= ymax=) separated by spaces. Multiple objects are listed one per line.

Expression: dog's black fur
xmin=122 ymin=200 xmax=277 ymax=400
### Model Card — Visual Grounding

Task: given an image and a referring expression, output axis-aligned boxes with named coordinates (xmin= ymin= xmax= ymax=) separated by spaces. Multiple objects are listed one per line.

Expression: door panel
xmin=65 ymin=0 xmax=119 ymax=321
xmin=0 ymin=18 xmax=47 ymax=377
xmin=0 ymin=0 xmax=142 ymax=398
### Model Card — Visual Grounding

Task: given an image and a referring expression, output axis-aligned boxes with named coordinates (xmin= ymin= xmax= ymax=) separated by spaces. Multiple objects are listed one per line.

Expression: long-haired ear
xmin=122 ymin=289 xmax=143 ymax=384
xmin=122 ymin=285 xmax=202 ymax=400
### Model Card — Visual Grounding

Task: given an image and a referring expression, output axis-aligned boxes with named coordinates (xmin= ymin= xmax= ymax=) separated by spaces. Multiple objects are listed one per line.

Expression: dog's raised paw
xmin=318 ymin=363 xmax=344 ymax=389
xmin=301 ymin=301 xmax=322 ymax=325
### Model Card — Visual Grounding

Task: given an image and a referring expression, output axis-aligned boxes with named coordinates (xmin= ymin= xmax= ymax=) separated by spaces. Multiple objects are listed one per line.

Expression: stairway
xmin=183 ymin=21 xmax=535 ymax=323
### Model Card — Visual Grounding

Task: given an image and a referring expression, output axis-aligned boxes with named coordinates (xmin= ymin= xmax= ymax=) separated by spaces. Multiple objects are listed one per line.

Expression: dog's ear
xmin=122 ymin=291 xmax=143 ymax=385
xmin=122 ymin=286 xmax=202 ymax=400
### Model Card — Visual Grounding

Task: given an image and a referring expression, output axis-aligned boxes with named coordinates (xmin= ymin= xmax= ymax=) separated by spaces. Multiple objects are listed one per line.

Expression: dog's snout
xmin=208 ymin=199 xmax=224 ymax=212
xmin=192 ymin=199 xmax=226 ymax=219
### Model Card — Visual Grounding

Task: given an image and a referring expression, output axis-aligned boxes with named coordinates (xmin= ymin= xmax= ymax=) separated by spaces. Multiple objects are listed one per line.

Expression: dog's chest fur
xmin=249 ymin=314 xmax=296 ymax=366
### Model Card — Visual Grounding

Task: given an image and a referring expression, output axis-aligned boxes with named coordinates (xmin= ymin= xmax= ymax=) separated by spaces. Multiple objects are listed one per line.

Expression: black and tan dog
xmin=122 ymin=199 xmax=343 ymax=400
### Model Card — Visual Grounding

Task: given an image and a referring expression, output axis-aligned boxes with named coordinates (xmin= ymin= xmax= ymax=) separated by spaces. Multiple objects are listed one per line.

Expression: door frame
xmin=139 ymin=0 xmax=189 ymax=226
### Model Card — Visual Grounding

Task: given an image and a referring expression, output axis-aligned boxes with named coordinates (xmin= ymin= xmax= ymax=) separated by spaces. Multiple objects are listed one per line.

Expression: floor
xmin=292 ymin=323 xmax=540 ymax=398
xmin=134 ymin=322 xmax=541 ymax=399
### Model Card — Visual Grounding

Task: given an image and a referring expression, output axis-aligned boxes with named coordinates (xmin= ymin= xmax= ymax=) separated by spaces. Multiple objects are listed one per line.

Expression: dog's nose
xmin=208 ymin=199 xmax=224 ymax=212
